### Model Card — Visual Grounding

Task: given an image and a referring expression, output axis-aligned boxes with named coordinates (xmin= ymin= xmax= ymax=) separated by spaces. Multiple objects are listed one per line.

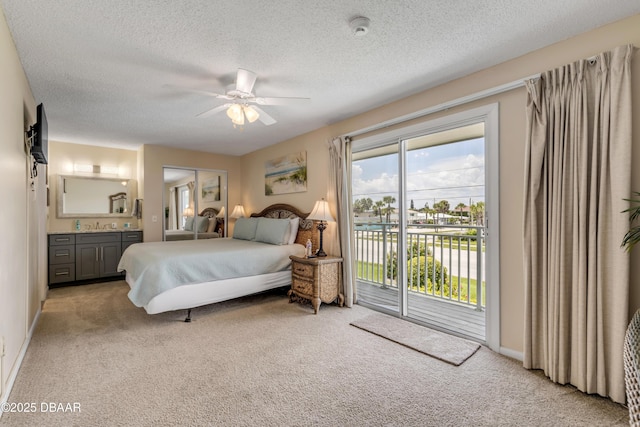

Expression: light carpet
xmin=350 ymin=312 xmax=480 ymax=365
xmin=1 ymin=281 xmax=628 ymax=426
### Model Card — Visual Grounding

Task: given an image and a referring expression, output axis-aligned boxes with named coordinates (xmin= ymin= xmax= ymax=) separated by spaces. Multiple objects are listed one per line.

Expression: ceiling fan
xmin=195 ymin=69 xmax=309 ymax=126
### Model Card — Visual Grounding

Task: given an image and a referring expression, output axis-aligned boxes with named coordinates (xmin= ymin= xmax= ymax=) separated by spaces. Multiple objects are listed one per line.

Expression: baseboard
xmin=0 ymin=306 xmax=42 ymax=420
xmin=500 ymin=346 xmax=523 ymax=361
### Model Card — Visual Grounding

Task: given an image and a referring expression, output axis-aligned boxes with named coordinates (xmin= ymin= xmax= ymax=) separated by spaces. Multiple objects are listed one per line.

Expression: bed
xmin=118 ymin=204 xmax=315 ymax=318
xmin=164 ymin=207 xmax=222 ymax=241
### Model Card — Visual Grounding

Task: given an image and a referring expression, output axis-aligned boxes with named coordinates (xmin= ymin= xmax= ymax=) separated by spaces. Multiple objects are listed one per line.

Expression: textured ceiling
xmin=2 ymin=1 xmax=639 ymax=156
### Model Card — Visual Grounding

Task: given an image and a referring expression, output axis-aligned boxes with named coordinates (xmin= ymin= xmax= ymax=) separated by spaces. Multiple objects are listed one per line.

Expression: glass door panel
xmin=404 ymin=125 xmax=486 ymax=341
xmin=352 ymin=142 xmax=400 ymax=314
xmin=164 ymin=168 xmax=196 ymax=241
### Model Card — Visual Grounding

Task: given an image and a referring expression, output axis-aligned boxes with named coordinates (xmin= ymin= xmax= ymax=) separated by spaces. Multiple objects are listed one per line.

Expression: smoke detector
xmin=349 ymin=16 xmax=370 ymax=37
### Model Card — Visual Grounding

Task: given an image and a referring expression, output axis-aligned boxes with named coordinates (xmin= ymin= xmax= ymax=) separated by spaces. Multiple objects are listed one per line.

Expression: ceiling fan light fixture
xmin=243 ymin=105 xmax=260 ymax=123
xmin=226 ymin=103 xmax=242 ymax=121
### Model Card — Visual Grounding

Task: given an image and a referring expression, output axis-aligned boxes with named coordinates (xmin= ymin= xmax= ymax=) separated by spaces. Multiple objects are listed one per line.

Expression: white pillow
xmin=254 ymin=218 xmax=291 ymax=245
xmin=206 ymin=218 xmax=218 ymax=233
xmin=284 ymin=217 xmax=300 ymax=245
xmin=233 ymin=218 xmax=259 ymax=240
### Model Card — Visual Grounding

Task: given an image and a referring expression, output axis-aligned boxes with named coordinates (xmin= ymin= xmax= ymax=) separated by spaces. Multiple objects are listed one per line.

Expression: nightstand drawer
xmin=292 ymin=262 xmax=314 ymax=279
xmin=292 ymin=277 xmax=314 ymax=297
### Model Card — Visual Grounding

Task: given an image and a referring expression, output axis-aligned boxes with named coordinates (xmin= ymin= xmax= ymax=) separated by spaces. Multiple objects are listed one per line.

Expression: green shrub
xmin=386 ymin=242 xmax=430 ymax=280
xmin=408 ymin=256 xmax=449 ymax=295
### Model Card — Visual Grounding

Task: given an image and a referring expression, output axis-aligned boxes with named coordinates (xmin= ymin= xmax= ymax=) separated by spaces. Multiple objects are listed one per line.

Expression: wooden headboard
xmin=199 ymin=207 xmax=219 ymax=218
xmin=200 ymin=207 xmax=222 ymax=234
xmin=250 ymin=203 xmax=316 ymax=247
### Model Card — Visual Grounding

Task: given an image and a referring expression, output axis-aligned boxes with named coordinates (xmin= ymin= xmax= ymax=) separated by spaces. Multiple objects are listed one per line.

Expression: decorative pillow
xmin=195 ymin=216 xmax=209 ymax=233
xmin=233 ymin=217 xmax=259 ymax=240
xmin=254 ymin=217 xmax=291 ymax=245
xmin=283 ymin=217 xmax=300 ymax=245
xmin=184 ymin=216 xmax=194 ymax=231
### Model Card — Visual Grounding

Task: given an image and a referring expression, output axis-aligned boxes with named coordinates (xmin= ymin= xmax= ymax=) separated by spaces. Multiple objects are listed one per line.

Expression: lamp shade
xmin=307 ymin=199 xmax=334 ymax=222
xmin=216 ymin=206 xmax=226 ymax=218
xmin=229 ymin=205 xmax=246 ymax=219
xmin=183 ymin=207 xmax=194 ymax=217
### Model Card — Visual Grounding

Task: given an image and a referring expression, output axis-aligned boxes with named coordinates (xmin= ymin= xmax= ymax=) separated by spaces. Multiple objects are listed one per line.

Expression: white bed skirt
xmin=125 ymin=271 xmax=291 ymax=314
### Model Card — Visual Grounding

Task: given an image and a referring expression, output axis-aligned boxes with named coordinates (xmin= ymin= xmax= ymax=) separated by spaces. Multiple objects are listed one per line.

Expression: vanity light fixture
xmin=73 ymin=164 xmax=120 ymax=175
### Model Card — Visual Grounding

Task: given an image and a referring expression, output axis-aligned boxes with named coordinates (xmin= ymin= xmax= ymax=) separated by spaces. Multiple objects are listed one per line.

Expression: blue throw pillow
xmin=233 ymin=217 xmax=259 ymax=240
xmin=254 ymin=218 xmax=291 ymax=245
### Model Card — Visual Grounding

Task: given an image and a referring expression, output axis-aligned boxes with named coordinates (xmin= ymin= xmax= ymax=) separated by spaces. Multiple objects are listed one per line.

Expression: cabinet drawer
xmin=49 ymin=245 xmax=75 ymax=264
xmin=49 ymin=234 xmax=75 ymax=246
xmin=292 ymin=277 xmax=314 ymax=297
xmin=292 ymin=262 xmax=314 ymax=279
xmin=76 ymin=232 xmax=121 ymax=245
xmin=49 ymin=263 xmax=75 ymax=284
xmin=122 ymin=231 xmax=142 ymax=242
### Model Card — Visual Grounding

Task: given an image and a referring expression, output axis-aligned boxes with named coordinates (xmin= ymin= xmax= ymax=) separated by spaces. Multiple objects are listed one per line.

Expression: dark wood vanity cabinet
xmin=48 ymin=231 xmax=142 ymax=285
xmin=75 ymin=233 xmax=122 ymax=281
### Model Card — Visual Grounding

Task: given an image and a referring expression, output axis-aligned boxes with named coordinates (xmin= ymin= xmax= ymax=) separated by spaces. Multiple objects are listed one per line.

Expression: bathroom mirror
xmin=57 ymin=175 xmax=136 ymax=218
xmin=163 ymin=167 xmax=227 ymax=241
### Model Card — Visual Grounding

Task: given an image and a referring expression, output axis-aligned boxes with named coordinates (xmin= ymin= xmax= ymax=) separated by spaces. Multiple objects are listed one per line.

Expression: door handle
xmin=95 ymin=247 xmax=98 ymax=261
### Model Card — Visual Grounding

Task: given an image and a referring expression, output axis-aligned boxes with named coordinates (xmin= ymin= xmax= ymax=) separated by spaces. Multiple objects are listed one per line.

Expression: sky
xmin=352 ymin=137 xmax=485 ymax=210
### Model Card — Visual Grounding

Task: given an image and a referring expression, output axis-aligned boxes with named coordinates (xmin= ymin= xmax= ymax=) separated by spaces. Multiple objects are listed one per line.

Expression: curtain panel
xmin=523 ymin=44 xmax=633 ymax=403
xmin=328 ymin=136 xmax=356 ymax=307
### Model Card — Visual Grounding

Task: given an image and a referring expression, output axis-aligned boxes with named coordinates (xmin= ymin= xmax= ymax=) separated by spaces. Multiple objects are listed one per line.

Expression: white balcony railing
xmin=354 ymin=223 xmax=485 ymax=311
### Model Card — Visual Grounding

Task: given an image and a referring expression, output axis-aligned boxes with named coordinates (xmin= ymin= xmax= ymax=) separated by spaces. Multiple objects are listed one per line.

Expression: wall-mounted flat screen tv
xmin=31 ymin=103 xmax=48 ymax=165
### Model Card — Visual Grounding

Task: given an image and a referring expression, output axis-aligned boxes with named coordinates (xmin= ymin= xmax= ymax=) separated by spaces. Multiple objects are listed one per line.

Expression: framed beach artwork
xmin=201 ymin=176 xmax=221 ymax=202
xmin=265 ymin=151 xmax=307 ymax=195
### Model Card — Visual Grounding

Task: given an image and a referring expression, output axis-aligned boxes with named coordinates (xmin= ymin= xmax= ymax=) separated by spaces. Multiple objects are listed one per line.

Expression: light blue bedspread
xmin=118 ymin=238 xmax=305 ymax=307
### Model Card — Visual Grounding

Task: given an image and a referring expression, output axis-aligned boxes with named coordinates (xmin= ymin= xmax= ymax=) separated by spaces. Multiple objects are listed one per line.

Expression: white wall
xmin=0 ymin=7 xmax=45 ymax=406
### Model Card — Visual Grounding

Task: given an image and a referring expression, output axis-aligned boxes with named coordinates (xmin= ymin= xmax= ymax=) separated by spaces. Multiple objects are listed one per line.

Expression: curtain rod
xmin=345 ymin=73 xmax=539 ymax=140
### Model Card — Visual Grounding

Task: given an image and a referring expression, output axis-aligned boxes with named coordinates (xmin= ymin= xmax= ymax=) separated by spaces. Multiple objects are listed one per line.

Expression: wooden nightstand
xmin=288 ymin=255 xmax=344 ymax=314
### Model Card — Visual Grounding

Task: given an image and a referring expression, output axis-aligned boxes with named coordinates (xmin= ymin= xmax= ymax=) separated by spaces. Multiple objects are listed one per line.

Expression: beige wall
xmin=47 ymin=140 xmax=139 ymax=232
xmin=0 ymin=6 xmax=45 ymax=405
xmin=140 ymin=144 xmax=242 ymax=242
xmin=240 ymin=14 xmax=640 ymax=354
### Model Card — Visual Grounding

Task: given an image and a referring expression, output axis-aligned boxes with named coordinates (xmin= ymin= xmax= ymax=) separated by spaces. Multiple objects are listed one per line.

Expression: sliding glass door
xmin=352 ymin=142 xmax=400 ymax=314
xmin=351 ymin=105 xmax=499 ymax=346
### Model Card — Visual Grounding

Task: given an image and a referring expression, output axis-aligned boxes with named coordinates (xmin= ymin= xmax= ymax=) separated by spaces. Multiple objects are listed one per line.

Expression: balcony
xmin=354 ymin=222 xmax=486 ymax=342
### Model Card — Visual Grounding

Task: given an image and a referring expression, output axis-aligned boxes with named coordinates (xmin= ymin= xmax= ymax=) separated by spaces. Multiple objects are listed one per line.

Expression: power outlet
xmin=152 ymin=215 xmax=158 ymax=223
xmin=111 ymin=222 xmax=117 ymax=229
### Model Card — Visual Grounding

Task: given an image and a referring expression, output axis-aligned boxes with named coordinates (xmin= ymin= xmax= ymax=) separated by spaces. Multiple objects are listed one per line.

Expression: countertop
xmin=48 ymin=229 xmax=142 ymax=234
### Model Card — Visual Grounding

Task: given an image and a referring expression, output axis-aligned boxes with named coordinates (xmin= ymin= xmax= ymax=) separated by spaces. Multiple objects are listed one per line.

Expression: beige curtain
xmin=328 ymin=136 xmax=356 ymax=307
xmin=523 ymin=44 xmax=633 ymax=404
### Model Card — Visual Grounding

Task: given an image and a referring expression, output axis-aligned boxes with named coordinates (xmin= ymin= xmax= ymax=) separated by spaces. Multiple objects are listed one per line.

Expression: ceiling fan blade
xmin=236 ymin=69 xmax=257 ymax=95
xmin=196 ymin=104 xmax=229 ymax=118
xmin=254 ymin=96 xmax=311 ymax=106
xmin=163 ymin=84 xmax=231 ymax=99
xmin=251 ymin=106 xmax=276 ymax=126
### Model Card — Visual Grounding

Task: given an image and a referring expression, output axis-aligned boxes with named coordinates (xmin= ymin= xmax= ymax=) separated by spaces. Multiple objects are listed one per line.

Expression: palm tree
xmin=382 ymin=196 xmax=396 ymax=223
xmin=455 ymin=203 xmax=466 ymax=221
xmin=374 ymin=200 xmax=385 ymax=222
